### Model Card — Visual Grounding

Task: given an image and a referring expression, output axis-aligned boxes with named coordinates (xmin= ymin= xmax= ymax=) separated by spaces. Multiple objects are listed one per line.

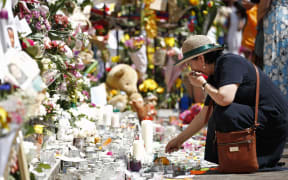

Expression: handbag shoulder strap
xmin=204 ymin=101 xmax=213 ymax=124
xmin=253 ymin=64 xmax=260 ymax=127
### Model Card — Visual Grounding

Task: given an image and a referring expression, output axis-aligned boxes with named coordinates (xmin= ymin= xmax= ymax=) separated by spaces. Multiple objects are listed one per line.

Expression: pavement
xmin=194 ymin=143 xmax=288 ymax=180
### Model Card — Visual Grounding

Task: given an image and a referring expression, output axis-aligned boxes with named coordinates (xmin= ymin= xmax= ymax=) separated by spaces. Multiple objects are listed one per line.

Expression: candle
xmin=103 ymin=105 xmax=113 ymax=126
xmin=111 ymin=113 xmax=120 ymax=128
xmin=133 ymin=139 xmax=145 ymax=161
xmin=103 ymin=112 xmax=112 ymax=126
xmin=96 ymin=107 xmax=104 ymax=126
xmin=141 ymin=120 xmax=154 ymax=153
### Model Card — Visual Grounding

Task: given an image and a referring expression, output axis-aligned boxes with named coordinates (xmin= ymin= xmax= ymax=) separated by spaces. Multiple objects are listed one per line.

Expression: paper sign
xmin=4 ymin=49 xmax=40 ymax=90
xmin=14 ymin=17 xmax=32 ymax=37
xmin=150 ymin=0 xmax=167 ymax=11
xmin=90 ymin=83 xmax=107 ymax=106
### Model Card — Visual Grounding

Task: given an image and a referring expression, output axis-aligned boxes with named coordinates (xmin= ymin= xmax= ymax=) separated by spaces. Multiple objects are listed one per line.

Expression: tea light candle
xmin=111 ymin=113 xmax=120 ymax=128
xmin=133 ymin=139 xmax=145 ymax=161
xmin=141 ymin=120 xmax=154 ymax=153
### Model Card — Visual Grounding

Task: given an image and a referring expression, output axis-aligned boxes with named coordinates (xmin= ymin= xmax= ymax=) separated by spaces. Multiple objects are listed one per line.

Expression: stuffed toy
xmin=106 ymin=64 xmax=156 ymax=120
xmin=108 ymin=93 xmax=128 ymax=112
xmin=106 ymin=64 xmax=138 ymax=95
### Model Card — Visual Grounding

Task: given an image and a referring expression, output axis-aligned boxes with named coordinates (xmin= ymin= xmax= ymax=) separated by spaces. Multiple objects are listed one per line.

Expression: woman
xmin=262 ymin=0 xmax=288 ymax=99
xmin=165 ymin=35 xmax=288 ymax=168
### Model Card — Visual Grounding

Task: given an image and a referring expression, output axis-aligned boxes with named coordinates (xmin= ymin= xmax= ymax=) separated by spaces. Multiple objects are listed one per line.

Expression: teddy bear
xmin=106 ymin=64 xmax=156 ymax=121
xmin=106 ymin=64 xmax=141 ymax=112
xmin=106 ymin=64 xmax=138 ymax=95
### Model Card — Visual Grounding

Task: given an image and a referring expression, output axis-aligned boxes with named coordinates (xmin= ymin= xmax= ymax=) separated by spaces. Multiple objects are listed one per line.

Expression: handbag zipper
xmin=218 ymin=140 xmax=252 ymax=146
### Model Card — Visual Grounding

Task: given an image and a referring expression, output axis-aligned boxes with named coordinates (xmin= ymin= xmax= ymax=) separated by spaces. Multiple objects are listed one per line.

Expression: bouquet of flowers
xmin=15 ymin=1 xmax=51 ymax=33
xmin=124 ymin=36 xmax=146 ymax=52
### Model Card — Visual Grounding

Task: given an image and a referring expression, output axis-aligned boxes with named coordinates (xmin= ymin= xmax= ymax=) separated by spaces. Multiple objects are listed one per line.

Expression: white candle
xmin=103 ymin=112 xmax=112 ymax=126
xmin=96 ymin=107 xmax=104 ymax=126
xmin=111 ymin=113 xmax=120 ymax=128
xmin=141 ymin=120 xmax=154 ymax=153
xmin=102 ymin=105 xmax=113 ymax=126
xmin=133 ymin=140 xmax=145 ymax=161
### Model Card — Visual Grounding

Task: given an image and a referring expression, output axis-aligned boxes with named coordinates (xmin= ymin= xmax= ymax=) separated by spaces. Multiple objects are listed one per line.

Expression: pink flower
xmin=82 ymin=90 xmax=89 ymax=98
xmin=10 ymin=112 xmax=23 ymax=124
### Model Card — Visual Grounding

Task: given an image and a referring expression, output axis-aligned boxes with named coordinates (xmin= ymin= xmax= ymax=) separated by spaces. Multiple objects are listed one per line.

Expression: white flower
xmin=83 ymin=76 xmax=91 ymax=87
xmin=64 ymin=45 xmax=73 ymax=58
xmin=45 ymin=92 xmax=50 ymax=98
xmin=77 ymin=0 xmax=84 ymax=4
xmin=77 ymin=79 xmax=84 ymax=84
xmin=47 ymin=0 xmax=57 ymax=5
xmin=43 ymin=63 xmax=49 ymax=70
xmin=69 ymin=108 xmax=80 ymax=117
xmin=38 ymin=105 xmax=47 ymax=116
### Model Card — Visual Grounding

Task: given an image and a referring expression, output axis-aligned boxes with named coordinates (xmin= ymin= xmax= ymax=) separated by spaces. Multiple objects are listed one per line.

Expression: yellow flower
xmin=191 ymin=10 xmax=196 ymax=16
xmin=176 ymin=78 xmax=182 ymax=88
xmin=111 ymin=56 xmax=120 ymax=63
xmin=156 ymin=87 xmax=164 ymax=94
xmin=148 ymin=54 xmax=154 ymax=64
xmin=149 ymin=64 xmax=154 ymax=69
xmin=34 ymin=124 xmax=45 ymax=134
xmin=189 ymin=0 xmax=199 ymax=6
xmin=139 ymin=83 xmax=147 ymax=92
xmin=110 ymin=89 xmax=118 ymax=96
xmin=164 ymin=37 xmax=175 ymax=47
xmin=203 ymin=10 xmax=208 ymax=15
xmin=124 ymin=34 xmax=130 ymax=41
xmin=145 ymin=79 xmax=158 ymax=91
xmin=147 ymin=46 xmax=155 ymax=53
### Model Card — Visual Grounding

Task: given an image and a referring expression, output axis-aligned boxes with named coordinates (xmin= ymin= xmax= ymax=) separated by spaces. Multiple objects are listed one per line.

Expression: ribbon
xmin=0 ymin=10 xmax=8 ymax=19
xmin=182 ymin=44 xmax=224 ymax=62
xmin=0 ymin=107 xmax=9 ymax=130
xmin=0 ymin=84 xmax=11 ymax=91
xmin=84 ymin=61 xmax=98 ymax=76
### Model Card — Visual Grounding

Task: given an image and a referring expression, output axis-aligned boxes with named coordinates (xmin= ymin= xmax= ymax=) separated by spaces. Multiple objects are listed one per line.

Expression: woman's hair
xmin=203 ymin=50 xmax=224 ymax=64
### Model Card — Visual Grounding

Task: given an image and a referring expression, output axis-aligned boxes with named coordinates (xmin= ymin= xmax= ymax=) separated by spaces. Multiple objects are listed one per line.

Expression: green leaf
xmin=34 ymin=167 xmax=43 ymax=173
xmin=38 ymin=163 xmax=51 ymax=169
xmin=2 ymin=0 xmax=6 ymax=8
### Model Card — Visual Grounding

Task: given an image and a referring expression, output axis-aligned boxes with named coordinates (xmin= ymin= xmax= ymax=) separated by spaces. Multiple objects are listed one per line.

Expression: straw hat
xmin=175 ymin=35 xmax=224 ymax=66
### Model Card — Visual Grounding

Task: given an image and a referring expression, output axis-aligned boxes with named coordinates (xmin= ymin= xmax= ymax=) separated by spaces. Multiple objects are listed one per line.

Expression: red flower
xmin=94 ymin=24 xmax=104 ymax=30
xmin=21 ymin=38 xmax=34 ymax=49
xmin=106 ymin=67 xmax=111 ymax=72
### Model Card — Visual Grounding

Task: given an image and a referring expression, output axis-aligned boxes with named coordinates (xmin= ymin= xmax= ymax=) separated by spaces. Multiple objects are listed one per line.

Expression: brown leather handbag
xmin=216 ymin=64 xmax=260 ymax=173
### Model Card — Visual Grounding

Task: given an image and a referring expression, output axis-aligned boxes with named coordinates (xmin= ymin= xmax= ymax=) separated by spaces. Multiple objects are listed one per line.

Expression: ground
xmin=194 ymin=143 xmax=288 ymax=180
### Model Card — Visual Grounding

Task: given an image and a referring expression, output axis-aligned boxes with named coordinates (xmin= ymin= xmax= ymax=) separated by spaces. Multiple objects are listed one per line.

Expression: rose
xmin=21 ymin=38 xmax=35 ymax=49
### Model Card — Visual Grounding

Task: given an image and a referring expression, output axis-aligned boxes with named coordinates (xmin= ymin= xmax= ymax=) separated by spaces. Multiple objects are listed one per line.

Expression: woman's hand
xmin=165 ymin=136 xmax=184 ymax=153
xmin=188 ymin=71 xmax=207 ymax=88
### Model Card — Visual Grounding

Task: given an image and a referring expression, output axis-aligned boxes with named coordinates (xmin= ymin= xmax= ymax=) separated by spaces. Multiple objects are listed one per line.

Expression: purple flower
xmin=25 ymin=14 xmax=32 ymax=23
xmin=44 ymin=20 xmax=51 ymax=30
xmin=76 ymin=64 xmax=85 ymax=70
xmin=125 ymin=40 xmax=133 ymax=48
xmin=35 ymin=21 xmax=42 ymax=30
xmin=72 ymin=70 xmax=82 ymax=78
xmin=32 ymin=10 xmax=40 ymax=19
xmin=39 ymin=5 xmax=49 ymax=18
